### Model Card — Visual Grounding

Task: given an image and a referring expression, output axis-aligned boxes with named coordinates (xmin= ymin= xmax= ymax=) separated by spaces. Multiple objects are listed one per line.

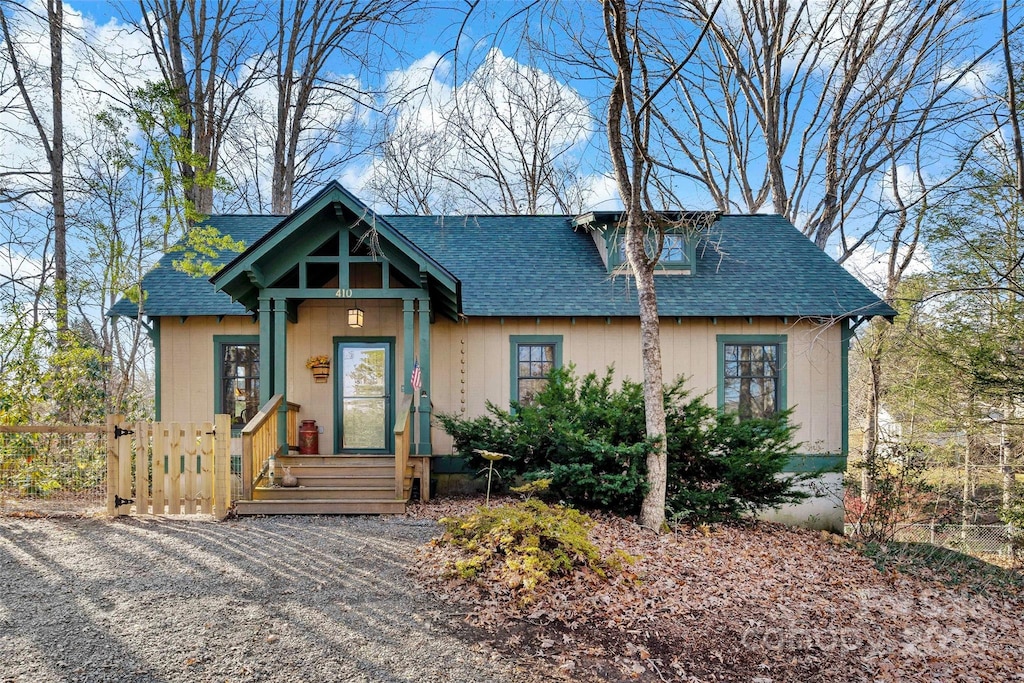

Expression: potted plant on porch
xmin=306 ymin=355 xmax=331 ymax=382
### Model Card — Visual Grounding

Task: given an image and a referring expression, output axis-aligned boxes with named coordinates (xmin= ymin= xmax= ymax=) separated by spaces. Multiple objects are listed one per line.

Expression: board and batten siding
xmin=429 ymin=316 xmax=842 ymax=458
xmin=160 ymin=311 xmax=841 ymax=460
xmin=160 ymin=315 xmax=259 ymax=425
xmin=285 ymin=299 xmax=405 ymax=451
xmin=158 ymin=299 xmax=408 ymax=452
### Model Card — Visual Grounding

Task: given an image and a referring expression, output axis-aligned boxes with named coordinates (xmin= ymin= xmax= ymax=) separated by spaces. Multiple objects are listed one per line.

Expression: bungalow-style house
xmin=110 ymin=181 xmax=895 ymax=528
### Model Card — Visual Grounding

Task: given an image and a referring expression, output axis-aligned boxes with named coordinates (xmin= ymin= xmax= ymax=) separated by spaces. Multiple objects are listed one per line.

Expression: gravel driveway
xmin=0 ymin=515 xmax=539 ymax=683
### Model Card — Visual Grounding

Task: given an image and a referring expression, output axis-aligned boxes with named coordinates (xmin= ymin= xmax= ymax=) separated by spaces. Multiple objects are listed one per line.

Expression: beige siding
xmin=160 ymin=316 xmax=259 ymax=425
xmin=286 ymin=299 xmax=404 ymax=451
xmin=430 ymin=316 xmax=842 ymax=456
xmin=162 ymin=310 xmax=842 ymax=458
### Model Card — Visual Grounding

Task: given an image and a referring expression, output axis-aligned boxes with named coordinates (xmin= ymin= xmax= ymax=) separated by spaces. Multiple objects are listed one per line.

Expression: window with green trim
xmin=610 ymin=231 xmax=693 ymax=270
xmin=510 ymin=335 xmax=563 ymax=405
xmin=721 ymin=341 xmax=782 ymax=420
xmin=217 ymin=339 xmax=260 ymax=430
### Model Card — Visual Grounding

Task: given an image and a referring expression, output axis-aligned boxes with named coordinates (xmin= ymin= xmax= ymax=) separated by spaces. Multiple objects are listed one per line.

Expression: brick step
xmin=234 ymin=498 xmax=407 ymax=515
xmin=253 ymin=485 xmax=404 ymax=501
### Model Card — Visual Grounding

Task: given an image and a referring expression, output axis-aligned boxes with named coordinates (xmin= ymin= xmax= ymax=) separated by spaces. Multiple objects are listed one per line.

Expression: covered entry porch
xmin=209 ymin=183 xmax=461 ymax=513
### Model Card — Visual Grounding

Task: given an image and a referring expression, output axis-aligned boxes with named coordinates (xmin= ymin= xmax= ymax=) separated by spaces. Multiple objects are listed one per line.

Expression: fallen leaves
xmin=408 ymin=497 xmax=1024 ymax=682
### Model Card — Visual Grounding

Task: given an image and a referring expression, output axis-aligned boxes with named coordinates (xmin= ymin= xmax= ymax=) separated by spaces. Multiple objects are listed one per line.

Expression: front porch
xmin=233 ymin=394 xmax=432 ymax=515
xmin=206 ymin=184 xmax=461 ymax=514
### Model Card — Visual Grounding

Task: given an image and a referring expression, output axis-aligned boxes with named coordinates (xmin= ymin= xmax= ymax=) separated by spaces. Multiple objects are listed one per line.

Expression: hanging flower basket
xmin=307 ymin=355 xmax=330 ymax=383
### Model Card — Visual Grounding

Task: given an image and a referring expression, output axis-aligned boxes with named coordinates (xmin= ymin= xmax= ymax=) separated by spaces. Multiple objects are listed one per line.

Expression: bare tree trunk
xmin=49 ymin=0 xmax=66 ymax=335
xmin=138 ymin=0 xmax=264 ymax=216
xmin=0 ymin=0 xmax=67 ymax=335
xmin=861 ymin=335 xmax=883 ymax=502
xmin=603 ymin=0 xmax=668 ymax=531
xmin=1003 ymin=0 xmax=1024 ymax=205
xmin=1000 ymin=406 xmax=1015 ymax=508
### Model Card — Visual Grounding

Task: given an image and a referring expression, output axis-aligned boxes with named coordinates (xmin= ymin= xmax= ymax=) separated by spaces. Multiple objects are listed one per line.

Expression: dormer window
xmin=572 ymin=210 xmax=717 ymax=276
xmin=610 ymin=230 xmax=695 ymax=274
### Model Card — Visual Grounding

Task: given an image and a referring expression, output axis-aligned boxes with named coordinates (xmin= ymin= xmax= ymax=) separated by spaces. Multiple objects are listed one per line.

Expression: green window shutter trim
xmin=508 ymin=335 xmax=563 ymax=405
xmin=715 ymin=334 xmax=788 ymax=414
xmin=213 ymin=334 xmax=259 ymax=436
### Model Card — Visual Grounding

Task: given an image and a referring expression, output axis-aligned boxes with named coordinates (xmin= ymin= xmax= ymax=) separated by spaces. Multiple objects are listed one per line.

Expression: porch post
xmin=258 ymin=294 xmax=273 ymax=404
xmin=416 ymin=296 xmax=432 ymax=455
xmin=273 ymin=297 xmax=288 ymax=453
xmin=403 ymin=297 xmax=417 ymax=452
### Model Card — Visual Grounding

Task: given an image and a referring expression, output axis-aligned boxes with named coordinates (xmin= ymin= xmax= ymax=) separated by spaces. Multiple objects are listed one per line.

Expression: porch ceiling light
xmin=347 ymin=306 xmax=364 ymax=328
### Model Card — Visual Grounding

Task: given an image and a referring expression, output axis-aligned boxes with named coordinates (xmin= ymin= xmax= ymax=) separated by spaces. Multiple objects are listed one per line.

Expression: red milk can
xmin=298 ymin=419 xmax=319 ymax=455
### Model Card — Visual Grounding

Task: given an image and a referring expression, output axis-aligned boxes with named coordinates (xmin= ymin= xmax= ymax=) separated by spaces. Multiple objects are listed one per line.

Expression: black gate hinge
xmin=113 ymin=495 xmax=135 ymax=507
xmin=114 ymin=425 xmax=135 ymax=439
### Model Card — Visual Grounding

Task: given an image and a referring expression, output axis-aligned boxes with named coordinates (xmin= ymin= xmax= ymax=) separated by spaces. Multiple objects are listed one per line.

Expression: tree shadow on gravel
xmin=0 ymin=522 xmax=169 ymax=683
xmin=0 ymin=516 xmax=543 ymax=683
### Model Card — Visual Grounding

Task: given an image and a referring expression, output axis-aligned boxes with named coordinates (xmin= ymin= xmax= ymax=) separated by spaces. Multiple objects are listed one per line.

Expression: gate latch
xmin=113 ymin=495 xmax=135 ymax=508
xmin=114 ymin=425 xmax=135 ymax=439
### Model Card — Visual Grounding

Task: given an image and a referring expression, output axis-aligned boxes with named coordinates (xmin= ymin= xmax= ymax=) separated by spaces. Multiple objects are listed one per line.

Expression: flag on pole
xmin=410 ymin=359 xmax=422 ymax=392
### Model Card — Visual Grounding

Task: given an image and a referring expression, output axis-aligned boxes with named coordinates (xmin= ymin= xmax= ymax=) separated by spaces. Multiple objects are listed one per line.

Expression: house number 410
xmin=335 ymin=288 xmax=353 ymax=298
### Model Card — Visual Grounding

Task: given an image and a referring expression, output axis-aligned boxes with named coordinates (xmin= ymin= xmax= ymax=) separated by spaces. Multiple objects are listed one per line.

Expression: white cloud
xmin=840 ymin=241 xmax=932 ymax=295
xmin=357 ymin=48 xmax=595 ymax=215
xmin=580 ymin=174 xmax=620 ymax=211
xmin=0 ymin=1 xmax=161 ymax=200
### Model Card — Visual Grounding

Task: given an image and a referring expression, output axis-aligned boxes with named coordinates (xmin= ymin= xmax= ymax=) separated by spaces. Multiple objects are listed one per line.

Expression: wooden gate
xmin=107 ymin=414 xmax=232 ymax=519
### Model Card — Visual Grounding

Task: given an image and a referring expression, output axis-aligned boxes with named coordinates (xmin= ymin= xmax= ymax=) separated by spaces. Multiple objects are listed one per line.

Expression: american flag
xmin=410 ymin=359 xmax=422 ymax=392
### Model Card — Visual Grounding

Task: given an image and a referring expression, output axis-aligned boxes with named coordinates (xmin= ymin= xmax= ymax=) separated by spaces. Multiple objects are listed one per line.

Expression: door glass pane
xmin=343 ymin=348 xmax=385 ymax=397
xmin=343 ymin=398 xmax=386 ymax=450
xmin=339 ymin=344 xmax=389 ymax=451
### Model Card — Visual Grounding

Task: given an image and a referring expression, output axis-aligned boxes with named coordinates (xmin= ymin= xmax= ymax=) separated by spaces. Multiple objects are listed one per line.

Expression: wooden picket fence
xmin=107 ymin=414 xmax=232 ymax=519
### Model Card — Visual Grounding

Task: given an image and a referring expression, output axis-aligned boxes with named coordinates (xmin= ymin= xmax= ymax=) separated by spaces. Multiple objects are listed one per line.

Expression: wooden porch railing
xmin=241 ymin=394 xmax=285 ymax=500
xmin=286 ymin=401 xmax=299 ymax=449
xmin=393 ymin=394 xmax=414 ymax=499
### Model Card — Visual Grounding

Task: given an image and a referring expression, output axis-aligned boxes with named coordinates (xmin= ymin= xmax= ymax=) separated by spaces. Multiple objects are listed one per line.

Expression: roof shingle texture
xmin=109 ymin=212 xmax=895 ymax=319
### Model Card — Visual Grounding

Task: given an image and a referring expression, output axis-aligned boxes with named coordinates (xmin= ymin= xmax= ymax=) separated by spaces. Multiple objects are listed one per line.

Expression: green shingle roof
xmin=391 ymin=213 xmax=894 ymax=318
xmin=109 ymin=210 xmax=895 ymax=320
xmin=107 ymin=215 xmax=283 ymax=318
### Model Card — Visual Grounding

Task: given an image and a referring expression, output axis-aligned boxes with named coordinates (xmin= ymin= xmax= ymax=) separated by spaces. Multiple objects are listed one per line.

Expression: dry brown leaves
xmin=406 ymin=497 xmax=1024 ymax=682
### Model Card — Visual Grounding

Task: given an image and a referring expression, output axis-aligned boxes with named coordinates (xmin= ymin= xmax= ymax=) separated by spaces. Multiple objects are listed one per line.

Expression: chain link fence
xmin=0 ymin=427 xmax=107 ymax=516
xmin=846 ymin=521 xmax=1015 ymax=557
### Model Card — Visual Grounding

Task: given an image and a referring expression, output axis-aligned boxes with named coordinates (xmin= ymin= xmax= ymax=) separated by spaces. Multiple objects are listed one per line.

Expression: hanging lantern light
xmin=347 ymin=307 xmax=364 ymax=328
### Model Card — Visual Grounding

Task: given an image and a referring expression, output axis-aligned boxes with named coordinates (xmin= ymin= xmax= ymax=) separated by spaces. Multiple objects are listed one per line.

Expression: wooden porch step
xmin=276 ymin=455 xmax=396 ymax=467
xmin=234 ymin=498 xmax=407 ymax=516
xmin=253 ymin=485 xmax=404 ymax=501
xmin=279 ymin=465 xmax=411 ymax=478
xmin=289 ymin=474 xmax=405 ymax=488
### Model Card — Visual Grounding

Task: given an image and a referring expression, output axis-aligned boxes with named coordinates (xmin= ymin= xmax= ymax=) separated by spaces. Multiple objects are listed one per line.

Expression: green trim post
xmin=416 ymin=297 xmax=432 ymax=455
xmin=402 ymin=298 xmax=415 ymax=394
xmin=273 ymin=298 xmax=288 ymax=453
xmin=841 ymin=318 xmax=852 ymax=458
xmin=401 ymin=299 xmax=413 ymax=454
xmin=716 ymin=334 xmax=788 ymax=412
xmin=150 ymin=318 xmax=162 ymax=421
xmin=258 ymin=295 xmax=273 ymax=404
xmin=508 ymin=335 xmax=564 ymax=405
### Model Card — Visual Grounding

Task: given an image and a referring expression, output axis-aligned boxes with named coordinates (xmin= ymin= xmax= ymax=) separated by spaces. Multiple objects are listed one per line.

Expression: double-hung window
xmin=510 ymin=335 xmax=563 ymax=405
xmin=718 ymin=336 xmax=786 ymax=420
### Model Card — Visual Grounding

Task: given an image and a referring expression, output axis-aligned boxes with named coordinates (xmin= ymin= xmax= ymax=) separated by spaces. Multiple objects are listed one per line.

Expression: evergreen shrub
xmin=437 ymin=366 xmax=807 ymax=523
